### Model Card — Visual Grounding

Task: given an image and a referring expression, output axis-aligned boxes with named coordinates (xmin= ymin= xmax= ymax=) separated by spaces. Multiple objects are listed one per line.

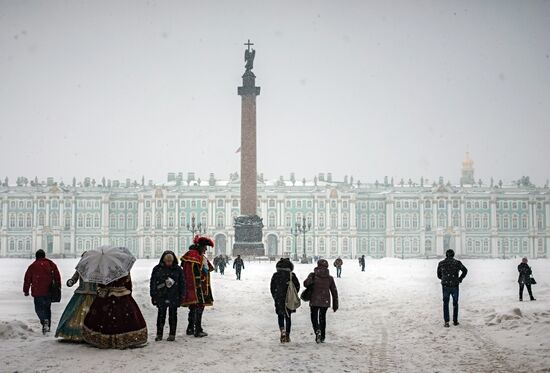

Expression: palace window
xmin=51 ymin=212 xmax=59 ymax=227
xmin=330 ymin=213 xmax=337 ymax=229
xmin=379 ymin=214 xmax=385 ymax=229
xmin=342 ymin=213 xmax=349 ymax=229
xmin=361 ymin=214 xmax=367 ymax=229
xmin=412 ymin=214 xmax=419 ymax=229
xmin=452 ymin=213 xmax=460 ymax=227
xmin=155 ymin=213 xmax=162 ymax=229
xmin=216 ymin=213 xmax=225 ymax=228
xmin=438 ymin=213 xmax=447 ymax=228
xmin=168 ymin=213 xmax=175 ymax=228
xmin=268 ymin=213 xmax=276 ymax=228
xmin=370 ymin=215 xmax=376 ymax=229
xmin=94 ymin=214 xmax=100 ymax=228
xmin=425 ymin=200 xmax=432 ymax=209
xmin=395 ymin=214 xmax=401 ymax=228
xmin=145 ymin=213 xmax=151 ymax=228
xmin=482 ymin=214 xmax=489 ymax=229
xmin=285 ymin=214 xmax=292 ymax=228
xmin=521 ymin=215 xmax=528 ymax=229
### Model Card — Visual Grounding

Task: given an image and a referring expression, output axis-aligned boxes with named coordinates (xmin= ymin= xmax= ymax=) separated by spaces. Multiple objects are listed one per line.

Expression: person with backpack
xmin=518 ymin=257 xmax=536 ymax=301
xmin=303 ymin=259 xmax=338 ymax=343
xmin=270 ymin=258 xmax=300 ymax=343
xmin=233 ymin=255 xmax=245 ymax=280
xmin=437 ymin=249 xmax=468 ymax=327
xmin=150 ymin=250 xmax=185 ymax=341
xmin=23 ymin=249 xmax=62 ymax=335
xmin=333 ymin=257 xmax=343 ymax=278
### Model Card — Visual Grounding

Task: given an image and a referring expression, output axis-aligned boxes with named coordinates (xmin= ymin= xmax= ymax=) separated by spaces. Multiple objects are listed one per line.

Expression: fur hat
xmin=317 ymin=259 xmax=329 ymax=268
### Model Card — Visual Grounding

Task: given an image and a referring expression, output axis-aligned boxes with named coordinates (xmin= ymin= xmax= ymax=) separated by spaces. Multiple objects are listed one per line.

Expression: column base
xmin=233 ymin=215 xmax=265 ymax=256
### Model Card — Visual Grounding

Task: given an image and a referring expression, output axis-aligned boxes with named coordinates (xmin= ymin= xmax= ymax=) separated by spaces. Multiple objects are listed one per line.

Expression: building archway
xmin=266 ymin=234 xmax=278 ymax=257
xmin=215 ymin=234 xmax=227 ymax=255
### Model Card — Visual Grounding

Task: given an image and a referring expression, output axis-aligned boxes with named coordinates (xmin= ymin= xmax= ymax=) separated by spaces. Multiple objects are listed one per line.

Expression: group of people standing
xmin=23 ymin=235 xmax=216 ymax=348
xmin=270 ymin=258 xmax=339 ymax=343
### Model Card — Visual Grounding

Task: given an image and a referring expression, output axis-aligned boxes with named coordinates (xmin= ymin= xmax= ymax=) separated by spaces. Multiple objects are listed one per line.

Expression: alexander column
xmin=233 ymin=39 xmax=265 ymax=257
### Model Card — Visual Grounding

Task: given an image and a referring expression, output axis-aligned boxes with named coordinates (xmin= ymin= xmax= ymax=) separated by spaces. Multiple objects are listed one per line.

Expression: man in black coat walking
xmin=437 ymin=249 xmax=468 ymax=328
xmin=233 ymin=255 xmax=245 ymax=280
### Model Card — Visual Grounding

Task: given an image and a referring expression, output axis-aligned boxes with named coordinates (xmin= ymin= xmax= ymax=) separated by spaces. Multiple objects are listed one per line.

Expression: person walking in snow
xmin=437 ymin=249 xmax=468 ymax=327
xmin=518 ymin=257 xmax=536 ymax=301
xmin=333 ymin=257 xmax=343 ymax=278
xmin=270 ymin=258 xmax=300 ymax=343
xmin=213 ymin=256 xmax=220 ymax=273
xmin=359 ymin=255 xmax=366 ymax=272
xmin=304 ymin=259 xmax=338 ymax=343
xmin=23 ymin=249 xmax=62 ymax=335
xmin=150 ymin=250 xmax=185 ymax=341
xmin=233 ymin=255 xmax=245 ymax=280
xmin=218 ymin=255 xmax=227 ymax=275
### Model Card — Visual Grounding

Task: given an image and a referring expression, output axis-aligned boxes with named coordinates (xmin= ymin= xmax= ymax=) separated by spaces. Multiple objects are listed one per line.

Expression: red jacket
xmin=23 ymin=258 xmax=61 ymax=297
xmin=181 ymin=250 xmax=214 ymax=306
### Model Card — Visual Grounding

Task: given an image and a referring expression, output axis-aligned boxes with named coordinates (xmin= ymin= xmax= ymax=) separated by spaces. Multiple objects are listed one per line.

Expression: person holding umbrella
xmin=80 ymin=246 xmax=148 ymax=349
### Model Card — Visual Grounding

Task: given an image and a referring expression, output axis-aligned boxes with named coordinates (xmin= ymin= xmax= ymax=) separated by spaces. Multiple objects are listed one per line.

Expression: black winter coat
xmin=233 ymin=258 xmax=244 ymax=270
xmin=150 ymin=251 xmax=185 ymax=308
xmin=517 ymin=263 xmax=533 ymax=285
xmin=437 ymin=258 xmax=468 ymax=287
xmin=270 ymin=264 xmax=300 ymax=316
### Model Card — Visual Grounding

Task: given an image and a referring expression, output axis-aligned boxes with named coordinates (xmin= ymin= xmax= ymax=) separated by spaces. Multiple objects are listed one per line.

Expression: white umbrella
xmin=76 ymin=246 xmax=136 ymax=285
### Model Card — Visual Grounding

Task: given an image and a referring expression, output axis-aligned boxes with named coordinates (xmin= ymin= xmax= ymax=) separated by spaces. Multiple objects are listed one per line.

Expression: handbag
xmin=530 ymin=276 xmax=537 ymax=285
xmin=300 ymin=274 xmax=315 ymax=302
xmin=285 ymin=272 xmax=301 ymax=313
xmin=48 ymin=268 xmax=61 ymax=303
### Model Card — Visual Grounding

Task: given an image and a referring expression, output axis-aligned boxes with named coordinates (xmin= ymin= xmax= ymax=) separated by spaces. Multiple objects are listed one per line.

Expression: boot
xmin=320 ymin=327 xmax=326 ymax=343
xmin=285 ymin=333 xmax=291 ymax=343
xmin=280 ymin=329 xmax=286 ymax=343
xmin=168 ymin=321 xmax=177 ymax=341
xmin=155 ymin=332 xmax=163 ymax=341
xmin=315 ymin=330 xmax=322 ymax=344
xmin=167 ymin=334 xmax=175 ymax=342
xmin=194 ymin=308 xmax=208 ymax=338
xmin=444 ymin=322 xmax=450 ymax=328
xmin=186 ymin=309 xmax=195 ymax=335
xmin=41 ymin=320 xmax=48 ymax=335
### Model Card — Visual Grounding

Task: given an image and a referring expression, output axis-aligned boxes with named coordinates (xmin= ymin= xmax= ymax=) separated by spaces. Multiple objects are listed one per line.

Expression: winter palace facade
xmin=1 ymin=160 xmax=549 ymax=259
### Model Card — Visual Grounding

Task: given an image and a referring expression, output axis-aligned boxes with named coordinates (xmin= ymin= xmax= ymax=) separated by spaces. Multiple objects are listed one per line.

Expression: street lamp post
xmin=187 ymin=215 xmax=206 ymax=237
xmin=290 ymin=224 xmax=300 ymax=262
xmin=296 ymin=216 xmax=312 ymax=263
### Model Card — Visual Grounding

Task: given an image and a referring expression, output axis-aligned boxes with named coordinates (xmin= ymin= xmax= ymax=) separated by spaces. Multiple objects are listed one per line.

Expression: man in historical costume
xmin=181 ymin=236 xmax=214 ymax=338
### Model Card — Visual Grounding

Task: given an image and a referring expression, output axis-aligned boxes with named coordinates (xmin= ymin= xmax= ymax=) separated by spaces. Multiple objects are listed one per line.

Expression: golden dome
xmin=462 ymin=152 xmax=474 ymax=169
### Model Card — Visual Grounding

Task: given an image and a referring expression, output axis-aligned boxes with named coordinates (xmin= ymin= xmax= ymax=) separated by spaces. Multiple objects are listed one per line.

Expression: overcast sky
xmin=1 ymin=0 xmax=549 ymax=186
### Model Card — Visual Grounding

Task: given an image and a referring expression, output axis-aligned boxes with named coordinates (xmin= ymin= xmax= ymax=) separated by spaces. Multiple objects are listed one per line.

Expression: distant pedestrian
xmin=518 ymin=257 xmax=536 ymax=301
xmin=150 ymin=250 xmax=185 ymax=341
xmin=359 ymin=255 xmax=366 ymax=272
xmin=304 ymin=259 xmax=338 ymax=343
xmin=213 ymin=256 xmax=220 ymax=272
xmin=437 ymin=249 xmax=468 ymax=327
xmin=333 ymin=257 xmax=343 ymax=278
xmin=233 ymin=255 xmax=245 ymax=280
xmin=218 ymin=255 xmax=227 ymax=275
xmin=23 ymin=249 xmax=62 ymax=335
xmin=270 ymin=258 xmax=300 ymax=343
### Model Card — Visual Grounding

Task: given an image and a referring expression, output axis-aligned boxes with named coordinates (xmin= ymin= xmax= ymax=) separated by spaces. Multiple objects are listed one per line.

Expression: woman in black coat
xmin=518 ymin=257 xmax=536 ymax=301
xmin=270 ymin=258 xmax=300 ymax=343
xmin=150 ymin=250 xmax=185 ymax=341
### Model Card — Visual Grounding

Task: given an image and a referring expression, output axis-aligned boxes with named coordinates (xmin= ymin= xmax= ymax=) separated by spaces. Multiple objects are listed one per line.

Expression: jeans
xmin=157 ymin=305 xmax=178 ymax=335
xmin=361 ymin=264 xmax=365 ymax=272
xmin=336 ymin=267 xmax=342 ymax=278
xmin=310 ymin=306 xmax=328 ymax=338
xmin=236 ymin=268 xmax=242 ymax=280
xmin=442 ymin=286 xmax=459 ymax=323
xmin=277 ymin=313 xmax=291 ymax=335
xmin=33 ymin=296 xmax=52 ymax=325
xmin=519 ymin=283 xmax=534 ymax=300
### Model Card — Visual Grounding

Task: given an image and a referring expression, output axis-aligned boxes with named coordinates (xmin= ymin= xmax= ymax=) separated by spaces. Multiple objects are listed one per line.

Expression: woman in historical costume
xmin=55 ymin=254 xmax=98 ymax=341
xmin=181 ymin=236 xmax=214 ymax=338
xmin=82 ymin=274 xmax=147 ymax=349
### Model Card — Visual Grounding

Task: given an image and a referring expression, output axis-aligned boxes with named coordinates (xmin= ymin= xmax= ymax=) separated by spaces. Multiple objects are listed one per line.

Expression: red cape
xmin=181 ymin=250 xmax=214 ymax=306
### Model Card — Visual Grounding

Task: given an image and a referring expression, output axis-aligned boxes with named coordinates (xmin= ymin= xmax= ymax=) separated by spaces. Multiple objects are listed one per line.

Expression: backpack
xmin=300 ymin=273 xmax=315 ymax=302
xmin=285 ymin=271 xmax=301 ymax=313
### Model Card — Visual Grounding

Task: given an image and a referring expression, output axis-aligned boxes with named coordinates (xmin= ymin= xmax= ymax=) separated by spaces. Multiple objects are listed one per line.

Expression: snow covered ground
xmin=0 ymin=257 xmax=549 ymax=373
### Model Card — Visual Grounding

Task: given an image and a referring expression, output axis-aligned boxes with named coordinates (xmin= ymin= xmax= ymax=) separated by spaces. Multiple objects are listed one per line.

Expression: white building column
xmin=490 ymin=197 xmax=498 ymax=258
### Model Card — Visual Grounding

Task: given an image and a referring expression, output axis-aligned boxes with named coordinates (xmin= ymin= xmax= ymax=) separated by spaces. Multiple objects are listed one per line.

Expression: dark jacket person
xmin=150 ymin=250 xmax=185 ymax=341
xmin=270 ymin=258 xmax=300 ymax=343
xmin=518 ymin=257 xmax=536 ymax=301
xmin=304 ymin=259 xmax=338 ymax=343
xmin=437 ymin=249 xmax=468 ymax=327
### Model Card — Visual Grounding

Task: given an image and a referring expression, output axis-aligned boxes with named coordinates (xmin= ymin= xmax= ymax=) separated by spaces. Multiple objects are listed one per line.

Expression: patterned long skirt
xmin=83 ymin=294 xmax=147 ymax=349
xmin=55 ymin=293 xmax=95 ymax=342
